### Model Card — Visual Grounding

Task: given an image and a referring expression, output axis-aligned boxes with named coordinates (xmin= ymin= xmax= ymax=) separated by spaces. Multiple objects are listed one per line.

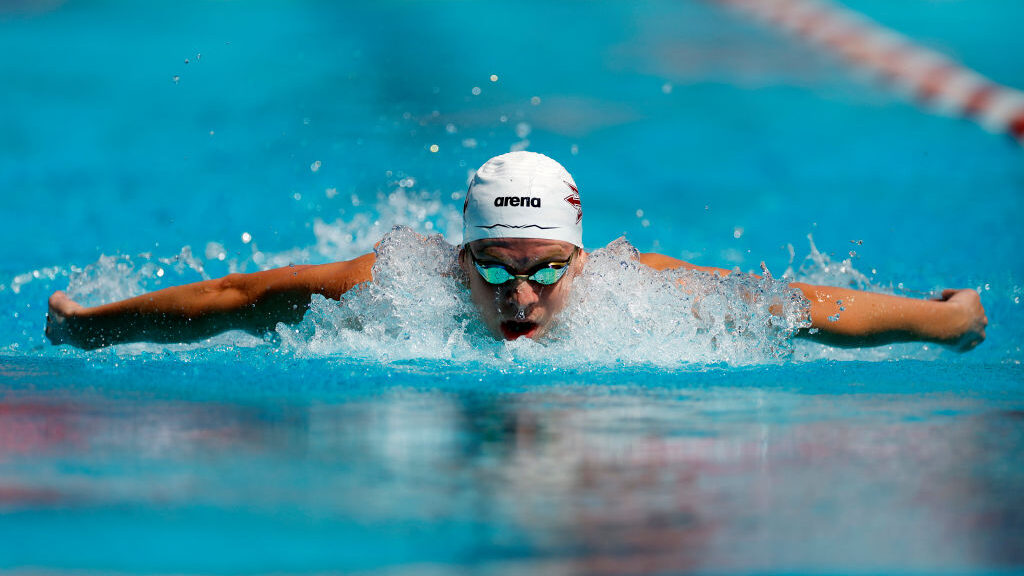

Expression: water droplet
xmin=242 ymin=232 xmax=252 ymax=244
xmin=326 ymin=187 xmax=338 ymax=199
xmin=570 ymin=144 xmax=579 ymax=155
xmin=310 ymin=160 xmax=322 ymax=172
xmin=445 ymin=123 xmax=457 ymax=134
xmin=530 ymin=96 xmax=541 ymax=105
xmin=490 ymin=74 xmax=499 ymax=82
xmin=471 ymin=86 xmax=481 ymax=96
xmin=172 ymin=75 xmax=180 ymax=84
xmin=661 ymin=82 xmax=673 ymax=94
xmin=635 ymin=209 xmax=644 ymax=218
xmin=429 ymin=144 xmax=439 ymax=153
xmin=156 ymin=268 xmax=165 ymax=277
xmin=733 ymin=227 xmax=744 ymax=239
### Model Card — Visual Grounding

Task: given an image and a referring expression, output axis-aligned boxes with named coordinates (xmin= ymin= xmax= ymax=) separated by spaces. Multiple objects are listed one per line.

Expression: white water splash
xmin=311 ymin=187 xmax=463 ymax=262
xmin=64 ymin=247 xmax=208 ymax=307
xmin=787 ymin=234 xmax=873 ymax=290
xmin=277 ymin=228 xmax=810 ymax=367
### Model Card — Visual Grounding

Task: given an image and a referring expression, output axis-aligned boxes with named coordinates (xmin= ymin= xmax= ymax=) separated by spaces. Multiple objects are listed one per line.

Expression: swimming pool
xmin=2 ymin=0 xmax=1022 ymax=573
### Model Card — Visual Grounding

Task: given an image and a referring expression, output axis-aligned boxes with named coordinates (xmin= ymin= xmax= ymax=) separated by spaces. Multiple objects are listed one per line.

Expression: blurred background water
xmin=1 ymin=0 xmax=1023 ymax=573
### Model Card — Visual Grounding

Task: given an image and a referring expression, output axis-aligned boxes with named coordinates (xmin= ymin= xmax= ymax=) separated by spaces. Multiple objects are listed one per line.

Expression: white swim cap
xmin=462 ymin=151 xmax=583 ymax=247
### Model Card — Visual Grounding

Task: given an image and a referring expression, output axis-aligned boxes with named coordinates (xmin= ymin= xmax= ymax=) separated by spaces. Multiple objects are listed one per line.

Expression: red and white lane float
xmin=714 ymin=0 xmax=1024 ymax=145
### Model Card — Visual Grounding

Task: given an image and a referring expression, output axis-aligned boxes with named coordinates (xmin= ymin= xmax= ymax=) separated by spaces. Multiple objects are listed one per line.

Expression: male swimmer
xmin=46 ymin=152 xmax=988 ymax=351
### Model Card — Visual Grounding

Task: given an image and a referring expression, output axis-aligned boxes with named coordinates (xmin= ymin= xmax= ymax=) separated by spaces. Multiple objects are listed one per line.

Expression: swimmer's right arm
xmin=46 ymin=253 xmax=376 ymax=349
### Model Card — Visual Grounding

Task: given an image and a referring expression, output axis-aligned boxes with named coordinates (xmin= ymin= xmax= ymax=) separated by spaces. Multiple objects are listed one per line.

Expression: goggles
xmin=471 ymin=249 xmax=576 ymax=286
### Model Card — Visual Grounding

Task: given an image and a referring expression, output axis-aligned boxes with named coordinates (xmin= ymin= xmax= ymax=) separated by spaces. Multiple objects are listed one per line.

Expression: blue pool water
xmin=2 ymin=0 xmax=1023 ymax=573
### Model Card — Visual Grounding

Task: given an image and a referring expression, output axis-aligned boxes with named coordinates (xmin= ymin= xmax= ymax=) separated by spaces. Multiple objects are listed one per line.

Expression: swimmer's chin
xmin=500 ymin=320 xmax=542 ymax=341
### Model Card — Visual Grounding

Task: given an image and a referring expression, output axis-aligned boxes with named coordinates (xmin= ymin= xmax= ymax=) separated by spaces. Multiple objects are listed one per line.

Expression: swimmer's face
xmin=460 ymin=238 xmax=586 ymax=341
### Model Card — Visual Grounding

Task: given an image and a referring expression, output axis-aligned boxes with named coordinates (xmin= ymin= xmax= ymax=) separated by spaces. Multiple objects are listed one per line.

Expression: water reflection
xmin=1 ymin=383 xmax=1022 ymax=573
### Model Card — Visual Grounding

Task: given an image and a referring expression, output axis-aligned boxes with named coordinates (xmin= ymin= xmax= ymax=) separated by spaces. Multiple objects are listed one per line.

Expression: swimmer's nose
xmin=505 ymin=279 xmax=540 ymax=310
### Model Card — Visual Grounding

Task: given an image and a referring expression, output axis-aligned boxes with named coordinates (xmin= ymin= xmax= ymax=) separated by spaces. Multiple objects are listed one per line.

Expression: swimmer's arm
xmin=639 ymin=253 xmax=987 ymax=350
xmin=637 ymin=253 xmax=732 ymax=276
xmin=46 ymin=253 xmax=375 ymax=349
xmin=791 ymin=283 xmax=987 ymax=351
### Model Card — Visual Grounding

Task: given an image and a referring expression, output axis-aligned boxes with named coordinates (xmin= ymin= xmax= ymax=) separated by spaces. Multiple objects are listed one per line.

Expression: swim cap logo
xmin=563 ymin=181 xmax=582 ymax=224
xmin=493 ymin=196 xmax=541 ymax=208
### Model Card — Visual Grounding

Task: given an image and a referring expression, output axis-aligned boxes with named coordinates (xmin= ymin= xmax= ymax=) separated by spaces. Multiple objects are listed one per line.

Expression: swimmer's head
xmin=460 ymin=152 xmax=586 ymax=341
xmin=462 ymin=151 xmax=583 ymax=248
xmin=460 ymin=237 xmax=585 ymax=341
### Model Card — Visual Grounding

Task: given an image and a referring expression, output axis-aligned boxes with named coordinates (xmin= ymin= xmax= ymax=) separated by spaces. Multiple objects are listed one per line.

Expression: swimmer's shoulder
xmin=638 ymin=253 xmax=731 ymax=277
xmin=284 ymin=253 xmax=376 ymax=299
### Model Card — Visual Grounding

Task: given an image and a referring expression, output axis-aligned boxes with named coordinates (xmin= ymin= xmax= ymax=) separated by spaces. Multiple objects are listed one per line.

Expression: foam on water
xmin=311 ymin=186 xmax=464 ymax=263
xmin=277 ymin=227 xmax=809 ymax=367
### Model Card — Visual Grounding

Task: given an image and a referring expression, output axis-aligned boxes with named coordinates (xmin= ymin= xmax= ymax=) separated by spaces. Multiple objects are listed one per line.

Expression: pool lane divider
xmin=713 ymin=0 xmax=1024 ymax=146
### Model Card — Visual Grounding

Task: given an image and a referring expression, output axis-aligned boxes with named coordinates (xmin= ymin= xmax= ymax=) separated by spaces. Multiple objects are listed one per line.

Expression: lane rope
xmin=714 ymin=0 xmax=1024 ymax=145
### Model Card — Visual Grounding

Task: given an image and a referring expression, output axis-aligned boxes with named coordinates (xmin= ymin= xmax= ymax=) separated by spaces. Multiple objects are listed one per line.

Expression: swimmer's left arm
xmin=791 ymin=284 xmax=987 ymax=351
xmin=639 ymin=252 xmax=987 ymax=351
xmin=638 ymin=253 xmax=732 ymax=276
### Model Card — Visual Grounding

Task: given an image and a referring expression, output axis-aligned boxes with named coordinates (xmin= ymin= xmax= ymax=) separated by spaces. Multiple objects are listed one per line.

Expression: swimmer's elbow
xmin=214 ymin=273 xmax=261 ymax=311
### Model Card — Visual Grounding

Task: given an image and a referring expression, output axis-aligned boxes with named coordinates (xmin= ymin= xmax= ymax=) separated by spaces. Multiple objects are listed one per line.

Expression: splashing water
xmin=311 ymin=187 xmax=464 ymax=262
xmin=64 ymin=247 xmax=208 ymax=307
xmin=276 ymin=228 xmax=810 ymax=367
xmin=787 ymin=234 xmax=873 ymax=290
xmin=278 ymin=227 xmax=483 ymax=361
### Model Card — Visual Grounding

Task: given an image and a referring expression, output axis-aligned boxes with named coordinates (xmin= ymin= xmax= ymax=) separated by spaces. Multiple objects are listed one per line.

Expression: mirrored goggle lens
xmin=530 ymin=265 xmax=568 ymax=285
xmin=476 ymin=264 xmax=515 ymax=284
xmin=474 ymin=262 xmax=569 ymax=286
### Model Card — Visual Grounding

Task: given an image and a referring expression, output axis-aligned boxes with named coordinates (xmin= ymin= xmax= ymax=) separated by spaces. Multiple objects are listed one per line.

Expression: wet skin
xmin=459 ymin=238 xmax=586 ymax=341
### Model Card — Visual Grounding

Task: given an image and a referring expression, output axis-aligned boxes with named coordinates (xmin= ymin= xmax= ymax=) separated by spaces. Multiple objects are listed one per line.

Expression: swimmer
xmin=45 ymin=152 xmax=988 ymax=351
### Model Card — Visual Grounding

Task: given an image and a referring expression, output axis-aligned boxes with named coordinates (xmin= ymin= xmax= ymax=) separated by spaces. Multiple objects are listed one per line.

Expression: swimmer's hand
xmin=46 ymin=291 xmax=89 ymax=348
xmin=935 ymin=288 xmax=987 ymax=351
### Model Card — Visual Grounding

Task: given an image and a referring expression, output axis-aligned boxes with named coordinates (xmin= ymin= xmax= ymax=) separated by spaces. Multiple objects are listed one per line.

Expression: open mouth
xmin=500 ymin=321 xmax=540 ymax=340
